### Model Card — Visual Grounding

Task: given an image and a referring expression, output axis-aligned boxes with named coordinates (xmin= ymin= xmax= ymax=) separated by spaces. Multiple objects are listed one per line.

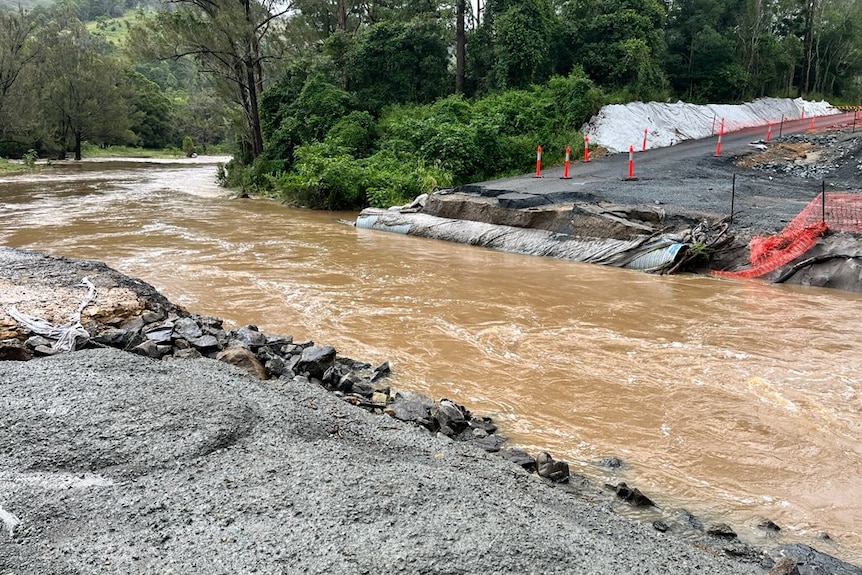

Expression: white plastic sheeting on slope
xmin=583 ymin=97 xmax=838 ymax=154
xmin=356 ymin=209 xmax=687 ymax=272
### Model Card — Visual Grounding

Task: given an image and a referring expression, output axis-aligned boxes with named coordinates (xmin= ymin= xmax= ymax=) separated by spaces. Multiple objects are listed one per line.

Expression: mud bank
xmin=2 ymin=248 xmax=862 ymax=574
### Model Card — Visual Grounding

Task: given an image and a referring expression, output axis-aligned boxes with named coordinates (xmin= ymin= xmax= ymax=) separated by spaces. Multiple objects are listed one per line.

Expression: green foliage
xmin=260 ymin=74 xmax=349 ymax=169
xmin=182 ymin=136 xmax=196 ymax=156
xmin=246 ymin=67 xmax=604 ymax=210
xmin=488 ymin=0 xmax=556 ymax=89
xmin=267 ymin=143 xmax=365 ymax=209
xmin=126 ymin=70 xmax=175 ymax=148
xmin=346 ymin=18 xmax=451 ymax=113
xmin=324 ymin=111 xmax=376 ymax=155
xmin=560 ymin=0 xmax=668 ymax=99
xmin=0 ymin=157 xmax=26 ymax=172
xmin=546 ymin=68 xmax=606 ymax=130
xmin=22 ymin=148 xmax=36 ymax=167
xmin=79 ymin=143 xmax=186 ymax=158
xmin=363 ymin=151 xmax=452 ymax=208
xmin=266 ymin=142 xmax=452 ymax=210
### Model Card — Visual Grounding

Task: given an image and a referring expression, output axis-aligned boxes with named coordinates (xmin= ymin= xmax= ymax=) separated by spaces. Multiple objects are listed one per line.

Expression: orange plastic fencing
xmin=713 ymin=192 xmax=862 ymax=279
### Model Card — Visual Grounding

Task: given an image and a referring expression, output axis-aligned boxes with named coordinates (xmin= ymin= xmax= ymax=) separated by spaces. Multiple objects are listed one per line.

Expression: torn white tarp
xmin=0 ymin=505 xmax=20 ymax=538
xmin=356 ymin=209 xmax=688 ymax=272
xmin=4 ymin=277 xmax=95 ymax=352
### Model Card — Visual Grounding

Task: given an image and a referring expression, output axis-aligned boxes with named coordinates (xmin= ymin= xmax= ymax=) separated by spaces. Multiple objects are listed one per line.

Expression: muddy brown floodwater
xmin=2 ymin=159 xmax=861 ymax=564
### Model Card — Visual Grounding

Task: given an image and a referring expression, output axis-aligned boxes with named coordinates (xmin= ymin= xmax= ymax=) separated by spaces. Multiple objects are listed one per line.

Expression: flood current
xmin=2 ymin=158 xmax=861 ymax=563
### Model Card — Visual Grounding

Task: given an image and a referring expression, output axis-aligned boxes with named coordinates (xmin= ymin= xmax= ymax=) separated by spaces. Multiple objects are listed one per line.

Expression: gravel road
xmin=471 ymin=127 xmax=862 ymax=235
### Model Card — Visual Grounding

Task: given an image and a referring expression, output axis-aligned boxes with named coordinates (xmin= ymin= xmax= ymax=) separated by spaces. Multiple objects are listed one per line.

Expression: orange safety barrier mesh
xmin=713 ymin=192 xmax=862 ymax=279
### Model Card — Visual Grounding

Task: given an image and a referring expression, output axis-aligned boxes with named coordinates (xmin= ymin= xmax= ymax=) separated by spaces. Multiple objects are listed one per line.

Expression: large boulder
xmin=295 ymin=345 xmax=336 ymax=379
xmin=606 ymin=482 xmax=654 ymax=507
xmin=93 ymin=327 xmax=137 ymax=349
xmin=132 ymin=340 xmax=165 ymax=359
xmin=216 ymin=346 xmax=268 ymax=380
xmin=188 ymin=334 xmax=221 ymax=352
xmin=431 ymin=398 xmax=470 ymax=435
xmin=536 ymin=452 xmax=570 ymax=483
xmin=173 ymin=317 xmax=203 ymax=340
xmin=0 ymin=339 xmax=32 ymax=361
xmin=499 ymin=448 xmax=537 ymax=472
xmin=232 ymin=325 xmax=268 ymax=349
xmin=765 ymin=544 xmax=862 ymax=575
xmin=386 ymin=391 xmax=435 ymax=424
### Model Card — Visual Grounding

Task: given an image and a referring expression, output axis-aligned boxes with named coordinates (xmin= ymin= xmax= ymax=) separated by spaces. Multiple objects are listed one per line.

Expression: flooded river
xmin=2 ymin=159 xmax=861 ymax=563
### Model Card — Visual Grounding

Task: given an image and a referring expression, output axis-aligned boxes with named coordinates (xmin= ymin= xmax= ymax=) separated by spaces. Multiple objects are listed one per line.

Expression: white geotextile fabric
xmin=357 ymin=210 xmax=681 ymax=268
xmin=583 ymin=97 xmax=839 ymax=153
xmin=4 ymin=277 xmax=95 ymax=352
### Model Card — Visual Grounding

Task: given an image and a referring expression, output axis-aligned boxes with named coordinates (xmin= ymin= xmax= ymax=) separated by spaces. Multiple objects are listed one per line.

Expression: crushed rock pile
xmin=736 ymin=132 xmax=862 ymax=182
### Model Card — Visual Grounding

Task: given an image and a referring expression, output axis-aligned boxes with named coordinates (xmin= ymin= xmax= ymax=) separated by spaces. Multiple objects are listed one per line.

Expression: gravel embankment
xmin=1 ymin=348 xmax=759 ymax=575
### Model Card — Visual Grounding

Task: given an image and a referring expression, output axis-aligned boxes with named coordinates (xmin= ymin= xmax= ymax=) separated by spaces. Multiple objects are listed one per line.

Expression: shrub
xmin=325 ymin=111 xmax=377 ymax=156
xmin=267 ymin=143 xmax=452 ymax=210
xmin=182 ymin=136 xmax=196 ymax=157
xmin=267 ymin=142 xmax=367 ymax=210
xmin=22 ymin=149 xmax=37 ymax=168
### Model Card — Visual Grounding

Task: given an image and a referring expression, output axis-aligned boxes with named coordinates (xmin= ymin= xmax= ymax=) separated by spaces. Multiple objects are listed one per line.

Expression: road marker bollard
xmin=765 ymin=121 xmax=772 ymax=143
xmin=562 ymin=146 xmax=571 ymax=179
xmin=534 ymin=145 xmax=543 ymax=178
xmin=627 ymin=145 xmax=634 ymax=179
xmin=583 ymin=135 xmax=590 ymax=162
xmin=642 ymin=128 xmax=648 ymax=151
xmin=714 ymin=117 xmax=725 ymax=157
xmin=809 ymin=116 xmax=815 ymax=131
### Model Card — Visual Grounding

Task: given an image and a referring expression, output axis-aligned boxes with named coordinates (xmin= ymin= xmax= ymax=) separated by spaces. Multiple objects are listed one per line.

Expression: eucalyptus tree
xmin=131 ymin=0 xmax=292 ymax=161
xmin=0 ymin=7 xmax=38 ymax=138
xmin=560 ymin=0 xmax=668 ymax=98
xmin=469 ymin=0 xmax=557 ymax=91
xmin=345 ymin=17 xmax=450 ymax=112
xmin=35 ymin=18 xmax=138 ymax=159
xmin=805 ymin=0 xmax=862 ymax=98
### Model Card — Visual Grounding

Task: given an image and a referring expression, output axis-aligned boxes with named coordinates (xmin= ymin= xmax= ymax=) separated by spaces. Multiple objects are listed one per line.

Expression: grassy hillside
xmin=86 ymin=10 xmax=147 ymax=47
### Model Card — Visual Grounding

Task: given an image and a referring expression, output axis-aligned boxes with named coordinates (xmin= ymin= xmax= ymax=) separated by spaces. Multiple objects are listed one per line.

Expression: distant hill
xmin=0 ymin=0 xmax=49 ymax=9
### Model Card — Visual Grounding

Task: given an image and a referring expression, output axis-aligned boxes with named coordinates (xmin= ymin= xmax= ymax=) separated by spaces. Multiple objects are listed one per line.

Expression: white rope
xmin=4 ymin=277 xmax=96 ymax=352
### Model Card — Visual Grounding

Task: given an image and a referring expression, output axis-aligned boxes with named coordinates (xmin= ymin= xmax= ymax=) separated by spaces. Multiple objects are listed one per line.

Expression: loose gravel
xmin=1 ymin=348 xmax=759 ymax=575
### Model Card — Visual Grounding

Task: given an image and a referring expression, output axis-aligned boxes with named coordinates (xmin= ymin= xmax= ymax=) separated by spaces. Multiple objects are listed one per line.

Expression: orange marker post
xmin=714 ymin=117 xmax=725 ymax=157
xmin=583 ymin=135 xmax=590 ymax=162
xmin=642 ymin=128 xmax=648 ymax=151
xmin=765 ymin=121 xmax=772 ymax=143
xmin=627 ymin=145 xmax=634 ymax=179
xmin=562 ymin=146 xmax=571 ymax=179
xmin=534 ymin=145 xmax=543 ymax=178
xmin=809 ymin=116 xmax=815 ymax=131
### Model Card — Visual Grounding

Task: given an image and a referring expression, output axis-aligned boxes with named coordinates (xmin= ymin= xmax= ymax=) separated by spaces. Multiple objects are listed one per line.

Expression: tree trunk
xmin=802 ymin=0 xmax=818 ymax=96
xmin=242 ymin=0 xmax=263 ymax=159
xmin=337 ymin=0 xmax=350 ymax=91
xmin=456 ymin=0 xmax=465 ymax=94
xmin=337 ymin=0 xmax=346 ymax=31
xmin=74 ymin=128 xmax=82 ymax=161
xmin=245 ymin=62 xmax=263 ymax=158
